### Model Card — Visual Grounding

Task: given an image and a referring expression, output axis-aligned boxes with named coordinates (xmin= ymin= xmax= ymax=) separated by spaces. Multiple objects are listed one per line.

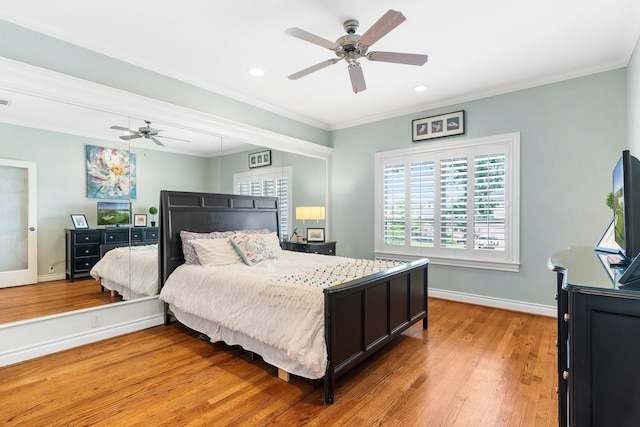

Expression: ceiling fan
xmin=285 ymin=9 xmax=428 ymax=94
xmin=110 ymin=120 xmax=189 ymax=146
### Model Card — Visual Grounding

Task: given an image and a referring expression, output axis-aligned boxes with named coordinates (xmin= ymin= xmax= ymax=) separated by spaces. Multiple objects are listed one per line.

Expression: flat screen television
xmin=97 ymin=201 xmax=131 ymax=227
xmin=612 ymin=150 xmax=640 ymax=261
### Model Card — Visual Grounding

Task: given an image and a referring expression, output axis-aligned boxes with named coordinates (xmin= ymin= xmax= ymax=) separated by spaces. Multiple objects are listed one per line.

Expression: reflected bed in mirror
xmin=0 ymin=61 xmax=330 ymax=366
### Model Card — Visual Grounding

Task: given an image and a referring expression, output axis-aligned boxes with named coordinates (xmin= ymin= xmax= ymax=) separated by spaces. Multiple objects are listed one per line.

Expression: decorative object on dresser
xmin=282 ymin=241 xmax=336 ymax=256
xmin=306 ymin=227 xmax=325 ymax=242
xmin=148 ymin=206 xmax=158 ymax=227
xmin=70 ymin=214 xmax=89 ymax=229
xmin=412 ymin=110 xmax=465 ymax=142
xmin=65 ymin=227 xmax=158 ymax=282
xmin=134 ymin=214 xmax=147 ymax=227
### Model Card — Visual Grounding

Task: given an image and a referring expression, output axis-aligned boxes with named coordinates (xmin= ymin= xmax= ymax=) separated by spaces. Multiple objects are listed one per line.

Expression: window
xmin=233 ymin=166 xmax=292 ymax=239
xmin=375 ymin=133 xmax=520 ymax=271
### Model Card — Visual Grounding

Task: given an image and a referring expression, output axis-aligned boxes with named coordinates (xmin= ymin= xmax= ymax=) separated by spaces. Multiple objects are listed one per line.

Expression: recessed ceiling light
xmin=248 ymin=68 xmax=265 ymax=77
xmin=414 ymin=85 xmax=428 ymax=92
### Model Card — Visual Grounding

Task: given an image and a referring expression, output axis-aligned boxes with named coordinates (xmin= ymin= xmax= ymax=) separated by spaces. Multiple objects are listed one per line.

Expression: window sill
xmin=374 ymin=251 xmax=520 ymax=273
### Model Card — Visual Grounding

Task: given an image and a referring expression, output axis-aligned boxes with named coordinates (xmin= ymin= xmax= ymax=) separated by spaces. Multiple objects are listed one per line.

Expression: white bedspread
xmin=90 ymin=244 xmax=159 ymax=298
xmin=159 ymin=251 xmax=404 ymax=379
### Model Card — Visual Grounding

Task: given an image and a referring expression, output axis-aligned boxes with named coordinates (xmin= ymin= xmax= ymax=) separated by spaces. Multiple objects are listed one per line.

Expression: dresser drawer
xmin=73 ymin=231 xmax=100 ymax=245
xmin=309 ymin=243 xmax=335 ymax=255
xmin=144 ymin=228 xmax=159 ymax=241
xmin=130 ymin=229 xmax=143 ymax=242
xmin=74 ymin=245 xmax=100 ymax=258
xmin=74 ymin=257 xmax=99 ymax=272
xmin=102 ymin=229 xmax=130 ymax=243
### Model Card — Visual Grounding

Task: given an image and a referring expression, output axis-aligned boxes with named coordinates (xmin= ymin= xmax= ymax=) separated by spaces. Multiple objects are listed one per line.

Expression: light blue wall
xmin=2 ymin=18 xmax=638 ymax=309
xmin=0 ymin=122 xmax=210 ymax=276
xmin=331 ymin=70 xmax=627 ymax=307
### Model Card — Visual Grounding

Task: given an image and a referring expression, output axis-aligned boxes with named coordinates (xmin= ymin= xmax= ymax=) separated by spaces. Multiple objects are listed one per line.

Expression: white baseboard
xmin=429 ymin=288 xmax=557 ymax=317
xmin=0 ymin=314 xmax=164 ymax=367
xmin=38 ymin=272 xmax=66 ymax=282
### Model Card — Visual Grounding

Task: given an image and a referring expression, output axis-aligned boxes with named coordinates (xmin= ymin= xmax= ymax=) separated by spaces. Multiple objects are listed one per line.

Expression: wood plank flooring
xmin=0 ymin=298 xmax=558 ymax=426
xmin=0 ymin=278 xmax=122 ymax=324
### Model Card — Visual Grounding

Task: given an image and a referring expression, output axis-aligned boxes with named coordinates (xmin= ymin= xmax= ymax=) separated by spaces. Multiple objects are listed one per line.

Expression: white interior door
xmin=0 ymin=159 xmax=37 ymax=288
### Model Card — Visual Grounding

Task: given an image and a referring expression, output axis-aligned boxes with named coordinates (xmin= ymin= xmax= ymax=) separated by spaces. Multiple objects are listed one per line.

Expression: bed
xmin=90 ymin=243 xmax=159 ymax=300
xmin=158 ymin=190 xmax=429 ymax=404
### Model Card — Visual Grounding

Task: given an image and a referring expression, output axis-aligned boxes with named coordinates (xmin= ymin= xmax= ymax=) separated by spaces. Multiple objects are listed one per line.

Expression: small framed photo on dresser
xmin=134 ymin=214 xmax=147 ymax=227
xmin=307 ymin=228 xmax=325 ymax=242
xmin=70 ymin=214 xmax=89 ymax=229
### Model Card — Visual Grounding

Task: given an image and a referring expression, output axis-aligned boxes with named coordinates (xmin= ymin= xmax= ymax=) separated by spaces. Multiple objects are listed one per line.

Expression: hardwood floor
xmin=0 ymin=298 xmax=558 ymax=426
xmin=0 ymin=278 xmax=122 ymax=324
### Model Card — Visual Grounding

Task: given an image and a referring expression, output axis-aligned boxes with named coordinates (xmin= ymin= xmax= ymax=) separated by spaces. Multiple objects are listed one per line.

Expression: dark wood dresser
xmin=549 ymin=246 xmax=640 ymax=427
xmin=282 ymin=241 xmax=336 ymax=256
xmin=65 ymin=227 xmax=158 ymax=281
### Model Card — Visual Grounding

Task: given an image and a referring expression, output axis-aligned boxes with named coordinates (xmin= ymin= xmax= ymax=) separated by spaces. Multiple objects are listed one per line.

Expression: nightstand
xmin=282 ymin=241 xmax=336 ymax=256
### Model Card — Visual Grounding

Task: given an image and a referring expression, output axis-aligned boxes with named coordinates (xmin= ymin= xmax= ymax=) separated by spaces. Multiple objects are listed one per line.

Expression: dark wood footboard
xmin=323 ymin=258 xmax=428 ymax=404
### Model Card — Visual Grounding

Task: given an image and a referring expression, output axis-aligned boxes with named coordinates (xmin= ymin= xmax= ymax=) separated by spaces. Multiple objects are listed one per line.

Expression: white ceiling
xmin=1 ymin=0 xmax=640 ymax=135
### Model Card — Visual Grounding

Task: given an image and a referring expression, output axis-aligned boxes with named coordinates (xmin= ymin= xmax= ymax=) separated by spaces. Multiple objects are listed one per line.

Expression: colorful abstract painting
xmin=86 ymin=145 xmax=137 ymax=199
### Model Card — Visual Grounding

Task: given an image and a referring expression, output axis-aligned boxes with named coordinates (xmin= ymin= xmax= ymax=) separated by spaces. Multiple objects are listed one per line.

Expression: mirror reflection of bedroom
xmin=0 ymin=89 xmax=327 ymax=327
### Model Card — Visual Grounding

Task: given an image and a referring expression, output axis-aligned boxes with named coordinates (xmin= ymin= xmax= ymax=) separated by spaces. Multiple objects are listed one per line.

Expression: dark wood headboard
xmin=159 ymin=191 xmax=279 ymax=288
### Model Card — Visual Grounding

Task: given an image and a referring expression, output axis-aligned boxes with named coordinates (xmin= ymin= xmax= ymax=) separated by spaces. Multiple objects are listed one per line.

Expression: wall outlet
xmin=48 ymin=265 xmax=54 ymax=273
xmin=90 ymin=313 xmax=101 ymax=328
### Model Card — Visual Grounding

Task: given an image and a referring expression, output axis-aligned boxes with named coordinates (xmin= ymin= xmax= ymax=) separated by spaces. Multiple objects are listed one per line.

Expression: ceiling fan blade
xmin=285 ymin=27 xmax=337 ymax=50
xmin=156 ymin=135 xmax=190 ymax=143
xmin=150 ymin=137 xmax=165 ymax=146
xmin=357 ymin=10 xmax=406 ymax=50
xmin=119 ymin=134 xmax=142 ymax=140
xmin=367 ymin=51 xmax=428 ymax=66
xmin=348 ymin=63 xmax=367 ymax=94
xmin=288 ymin=59 xmax=340 ymax=80
xmin=110 ymin=125 xmax=132 ymax=132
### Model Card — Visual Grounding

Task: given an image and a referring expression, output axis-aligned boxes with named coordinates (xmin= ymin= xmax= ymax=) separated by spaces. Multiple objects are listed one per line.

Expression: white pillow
xmin=189 ymin=238 xmax=243 ymax=267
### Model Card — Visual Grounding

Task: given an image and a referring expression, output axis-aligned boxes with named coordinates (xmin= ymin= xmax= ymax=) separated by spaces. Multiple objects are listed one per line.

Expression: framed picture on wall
xmin=249 ymin=150 xmax=272 ymax=168
xmin=70 ymin=214 xmax=89 ymax=229
xmin=412 ymin=110 xmax=465 ymax=142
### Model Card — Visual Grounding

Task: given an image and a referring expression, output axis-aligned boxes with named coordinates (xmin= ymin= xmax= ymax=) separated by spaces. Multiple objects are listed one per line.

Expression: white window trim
xmin=233 ymin=166 xmax=293 ymax=237
xmin=374 ymin=132 xmax=520 ymax=272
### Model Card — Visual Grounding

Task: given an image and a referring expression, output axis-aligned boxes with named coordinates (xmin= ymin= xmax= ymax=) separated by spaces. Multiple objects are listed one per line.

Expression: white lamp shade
xmin=295 ymin=206 xmax=325 ymax=221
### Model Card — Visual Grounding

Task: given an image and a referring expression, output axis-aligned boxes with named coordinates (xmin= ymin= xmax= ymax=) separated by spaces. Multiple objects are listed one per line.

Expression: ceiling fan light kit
xmin=285 ymin=9 xmax=428 ymax=93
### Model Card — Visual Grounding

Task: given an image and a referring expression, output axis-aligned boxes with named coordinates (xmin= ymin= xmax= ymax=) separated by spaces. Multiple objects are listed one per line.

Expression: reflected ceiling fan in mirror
xmin=110 ymin=120 xmax=189 ymax=146
xmin=285 ymin=9 xmax=428 ymax=94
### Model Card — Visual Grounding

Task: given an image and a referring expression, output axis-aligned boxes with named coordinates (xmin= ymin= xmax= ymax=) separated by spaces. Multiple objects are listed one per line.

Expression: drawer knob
xmin=562 ymin=371 xmax=569 ymax=380
xmin=84 ymin=236 xmax=90 ymax=241
xmin=85 ymin=249 xmax=90 ymax=254
xmin=563 ymin=313 xmax=570 ymax=322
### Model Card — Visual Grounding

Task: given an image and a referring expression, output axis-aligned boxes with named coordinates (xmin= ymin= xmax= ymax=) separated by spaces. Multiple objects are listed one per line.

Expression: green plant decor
xmin=148 ymin=206 xmax=158 ymax=225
